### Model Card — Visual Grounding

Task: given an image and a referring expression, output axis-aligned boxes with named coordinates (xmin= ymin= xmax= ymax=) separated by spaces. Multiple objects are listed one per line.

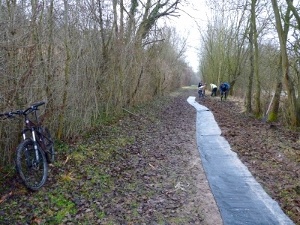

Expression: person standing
xmin=198 ymin=81 xmax=203 ymax=88
xmin=198 ymin=83 xmax=206 ymax=98
xmin=210 ymin=83 xmax=217 ymax=97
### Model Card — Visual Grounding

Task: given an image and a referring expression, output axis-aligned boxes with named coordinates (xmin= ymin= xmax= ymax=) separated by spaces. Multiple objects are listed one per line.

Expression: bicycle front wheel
xmin=16 ymin=139 xmax=48 ymax=191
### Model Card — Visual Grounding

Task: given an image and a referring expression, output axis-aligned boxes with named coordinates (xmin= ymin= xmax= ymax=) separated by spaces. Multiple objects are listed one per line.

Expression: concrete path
xmin=187 ymin=96 xmax=294 ymax=225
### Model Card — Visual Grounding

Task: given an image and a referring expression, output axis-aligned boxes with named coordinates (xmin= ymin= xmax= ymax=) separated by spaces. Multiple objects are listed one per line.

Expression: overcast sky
xmin=173 ymin=1 xmax=210 ymax=72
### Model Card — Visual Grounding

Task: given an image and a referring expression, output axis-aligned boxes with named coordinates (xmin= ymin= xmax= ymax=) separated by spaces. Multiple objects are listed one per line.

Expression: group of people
xmin=198 ymin=81 xmax=230 ymax=101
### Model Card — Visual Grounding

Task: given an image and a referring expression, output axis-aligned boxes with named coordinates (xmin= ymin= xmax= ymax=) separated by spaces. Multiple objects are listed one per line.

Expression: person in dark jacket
xmin=198 ymin=81 xmax=203 ymax=88
xmin=198 ymin=83 xmax=206 ymax=98
xmin=219 ymin=82 xmax=230 ymax=101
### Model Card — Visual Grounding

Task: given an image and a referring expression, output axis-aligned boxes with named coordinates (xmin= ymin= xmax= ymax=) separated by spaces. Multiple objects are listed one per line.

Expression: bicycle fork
xmin=22 ymin=129 xmax=40 ymax=167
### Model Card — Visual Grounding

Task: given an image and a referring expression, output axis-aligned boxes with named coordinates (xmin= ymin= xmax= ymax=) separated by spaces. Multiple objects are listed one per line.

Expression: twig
xmin=0 ymin=191 xmax=13 ymax=204
xmin=64 ymin=156 xmax=70 ymax=165
xmin=122 ymin=108 xmax=139 ymax=117
xmin=149 ymin=163 xmax=156 ymax=169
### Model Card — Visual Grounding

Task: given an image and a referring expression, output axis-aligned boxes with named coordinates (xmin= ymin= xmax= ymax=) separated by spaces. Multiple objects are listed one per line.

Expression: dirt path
xmin=0 ymin=88 xmax=222 ymax=224
xmin=99 ymin=88 xmax=224 ymax=224
xmin=1 ymin=87 xmax=299 ymax=224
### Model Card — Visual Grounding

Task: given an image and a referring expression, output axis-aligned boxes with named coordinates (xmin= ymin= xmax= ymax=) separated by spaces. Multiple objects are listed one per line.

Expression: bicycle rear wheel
xmin=43 ymin=127 xmax=55 ymax=163
xmin=16 ymin=139 xmax=48 ymax=191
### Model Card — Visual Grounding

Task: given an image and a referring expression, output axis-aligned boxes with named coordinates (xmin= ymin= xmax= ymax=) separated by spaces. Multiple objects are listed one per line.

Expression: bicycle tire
xmin=43 ymin=127 xmax=55 ymax=163
xmin=16 ymin=139 xmax=48 ymax=191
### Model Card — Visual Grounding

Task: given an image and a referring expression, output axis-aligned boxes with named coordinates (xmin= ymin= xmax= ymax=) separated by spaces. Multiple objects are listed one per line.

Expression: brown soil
xmin=0 ymin=87 xmax=299 ymax=224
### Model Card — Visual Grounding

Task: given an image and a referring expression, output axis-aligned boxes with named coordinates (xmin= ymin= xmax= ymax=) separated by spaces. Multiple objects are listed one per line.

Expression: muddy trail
xmin=0 ymin=87 xmax=299 ymax=224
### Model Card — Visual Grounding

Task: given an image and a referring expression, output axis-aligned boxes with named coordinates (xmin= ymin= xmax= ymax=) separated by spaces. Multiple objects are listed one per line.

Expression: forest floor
xmin=0 ymin=86 xmax=300 ymax=224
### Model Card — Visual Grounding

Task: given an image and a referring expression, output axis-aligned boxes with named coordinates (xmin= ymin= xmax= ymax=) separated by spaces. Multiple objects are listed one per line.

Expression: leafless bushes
xmin=0 ymin=0 xmax=193 ymax=167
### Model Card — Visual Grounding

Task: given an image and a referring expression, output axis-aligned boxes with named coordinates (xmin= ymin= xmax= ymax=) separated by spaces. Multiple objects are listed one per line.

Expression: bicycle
xmin=0 ymin=101 xmax=55 ymax=191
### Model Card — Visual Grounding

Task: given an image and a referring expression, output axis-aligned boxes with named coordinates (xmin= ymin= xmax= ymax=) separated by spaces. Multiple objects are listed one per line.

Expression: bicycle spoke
xmin=16 ymin=139 xmax=48 ymax=191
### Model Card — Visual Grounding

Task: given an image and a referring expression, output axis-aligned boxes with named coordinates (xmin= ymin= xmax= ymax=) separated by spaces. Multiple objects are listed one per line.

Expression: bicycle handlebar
xmin=0 ymin=111 xmax=20 ymax=118
xmin=31 ymin=101 xmax=45 ymax=109
xmin=23 ymin=101 xmax=45 ymax=115
xmin=0 ymin=101 xmax=46 ymax=118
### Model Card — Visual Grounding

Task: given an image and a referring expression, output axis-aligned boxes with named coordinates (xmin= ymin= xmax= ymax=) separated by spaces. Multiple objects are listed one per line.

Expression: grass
xmin=48 ymin=193 xmax=77 ymax=223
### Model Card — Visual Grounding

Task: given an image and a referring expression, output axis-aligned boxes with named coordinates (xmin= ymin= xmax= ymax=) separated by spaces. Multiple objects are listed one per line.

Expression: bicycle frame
xmin=21 ymin=105 xmax=50 ymax=162
xmin=22 ymin=127 xmax=50 ymax=150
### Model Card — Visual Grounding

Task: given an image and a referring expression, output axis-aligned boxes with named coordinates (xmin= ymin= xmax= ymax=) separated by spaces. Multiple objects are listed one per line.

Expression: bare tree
xmin=252 ymin=0 xmax=261 ymax=115
xmin=57 ymin=0 xmax=71 ymax=139
xmin=200 ymin=0 xmax=249 ymax=93
xmin=271 ymin=0 xmax=299 ymax=126
xmin=0 ymin=0 xmax=193 ymax=168
xmin=247 ymin=6 xmax=254 ymax=112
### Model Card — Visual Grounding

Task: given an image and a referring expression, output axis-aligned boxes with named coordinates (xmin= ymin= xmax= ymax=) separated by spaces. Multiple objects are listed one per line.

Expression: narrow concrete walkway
xmin=187 ymin=97 xmax=294 ymax=225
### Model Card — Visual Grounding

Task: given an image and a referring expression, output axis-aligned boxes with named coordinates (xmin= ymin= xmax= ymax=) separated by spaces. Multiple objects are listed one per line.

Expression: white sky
xmin=172 ymin=1 xmax=210 ymax=72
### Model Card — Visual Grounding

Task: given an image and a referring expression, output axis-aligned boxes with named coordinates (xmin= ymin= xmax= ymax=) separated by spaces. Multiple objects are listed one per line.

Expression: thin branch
xmin=122 ymin=108 xmax=139 ymax=117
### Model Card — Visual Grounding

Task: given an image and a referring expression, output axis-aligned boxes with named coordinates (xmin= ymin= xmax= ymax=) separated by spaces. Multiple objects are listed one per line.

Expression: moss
xmin=267 ymin=112 xmax=278 ymax=122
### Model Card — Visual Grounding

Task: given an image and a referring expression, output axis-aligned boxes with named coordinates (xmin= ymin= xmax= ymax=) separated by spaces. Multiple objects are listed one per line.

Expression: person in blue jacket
xmin=219 ymin=82 xmax=230 ymax=101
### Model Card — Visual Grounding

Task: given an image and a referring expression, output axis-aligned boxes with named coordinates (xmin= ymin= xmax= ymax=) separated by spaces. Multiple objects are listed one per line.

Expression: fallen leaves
xmin=201 ymin=96 xmax=300 ymax=224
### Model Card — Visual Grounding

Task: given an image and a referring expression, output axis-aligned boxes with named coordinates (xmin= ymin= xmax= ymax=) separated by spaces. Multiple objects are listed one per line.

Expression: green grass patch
xmin=46 ymin=193 xmax=77 ymax=224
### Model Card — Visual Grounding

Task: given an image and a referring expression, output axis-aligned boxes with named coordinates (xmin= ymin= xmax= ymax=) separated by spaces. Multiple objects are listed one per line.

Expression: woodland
xmin=0 ymin=0 xmax=195 ymax=168
xmin=0 ymin=0 xmax=300 ymax=181
xmin=1 ymin=1 xmax=300 ymax=223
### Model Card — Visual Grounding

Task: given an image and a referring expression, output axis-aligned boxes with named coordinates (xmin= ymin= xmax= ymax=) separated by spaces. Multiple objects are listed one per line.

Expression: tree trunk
xmin=246 ymin=13 xmax=254 ymax=113
xmin=271 ymin=0 xmax=299 ymax=126
xmin=46 ymin=0 xmax=55 ymax=112
xmin=267 ymin=62 xmax=282 ymax=122
xmin=252 ymin=0 xmax=261 ymax=116
xmin=57 ymin=0 xmax=71 ymax=139
xmin=119 ymin=0 xmax=124 ymax=36
xmin=286 ymin=0 xmax=300 ymax=121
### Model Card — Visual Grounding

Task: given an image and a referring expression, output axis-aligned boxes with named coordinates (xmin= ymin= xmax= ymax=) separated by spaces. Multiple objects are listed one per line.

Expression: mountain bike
xmin=0 ymin=101 xmax=55 ymax=191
